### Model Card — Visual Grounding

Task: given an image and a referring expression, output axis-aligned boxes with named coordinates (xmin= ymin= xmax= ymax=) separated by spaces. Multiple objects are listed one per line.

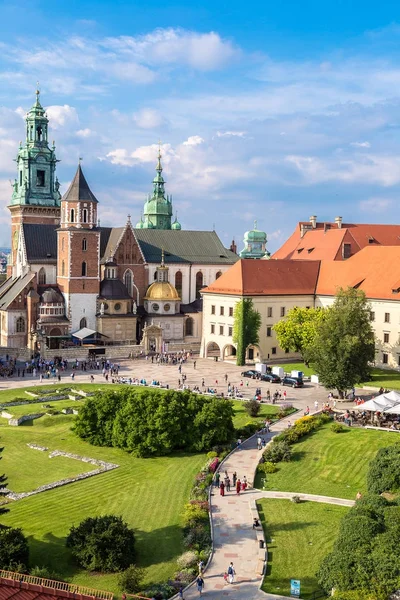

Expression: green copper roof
xmin=140 ymin=147 xmax=174 ymax=230
xmin=239 ymin=221 xmax=270 ymax=259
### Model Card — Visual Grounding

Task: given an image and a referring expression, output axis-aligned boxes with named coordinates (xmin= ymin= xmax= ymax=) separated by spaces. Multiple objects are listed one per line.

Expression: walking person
xmin=215 ymin=472 xmax=220 ymax=488
xmin=236 ymin=479 xmax=241 ymax=494
xmin=227 ymin=562 xmax=236 ymax=584
xmin=257 ymin=436 xmax=262 ymax=450
xmin=196 ymin=575 xmax=204 ymax=596
xmin=220 ymin=481 xmax=225 ymax=497
xmin=226 ymin=477 xmax=231 ymax=492
xmin=232 ymin=471 xmax=237 ymax=486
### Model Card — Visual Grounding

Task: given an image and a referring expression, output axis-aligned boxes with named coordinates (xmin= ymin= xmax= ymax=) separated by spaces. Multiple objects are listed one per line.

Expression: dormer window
xmin=368 ymin=237 xmax=375 ymax=244
xmin=307 ymin=248 xmax=314 ymax=254
xmin=297 ymin=248 xmax=304 ymax=254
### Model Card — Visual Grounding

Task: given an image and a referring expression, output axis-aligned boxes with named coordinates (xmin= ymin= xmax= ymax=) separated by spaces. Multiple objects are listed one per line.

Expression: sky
xmin=2 ymin=1 xmax=400 ymax=250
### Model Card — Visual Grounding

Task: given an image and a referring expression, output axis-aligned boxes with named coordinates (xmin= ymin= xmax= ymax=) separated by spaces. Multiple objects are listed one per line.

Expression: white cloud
xmin=133 ymin=108 xmax=164 ymax=129
xmin=76 ymin=128 xmax=93 ymax=138
xmin=46 ymin=105 xmax=78 ymax=129
xmin=359 ymin=197 xmax=393 ymax=212
xmin=216 ymin=130 xmax=246 ymax=137
xmin=106 ymin=143 xmax=174 ymax=166
xmin=182 ymin=135 xmax=204 ymax=146
xmin=351 ymin=141 xmax=371 ymax=148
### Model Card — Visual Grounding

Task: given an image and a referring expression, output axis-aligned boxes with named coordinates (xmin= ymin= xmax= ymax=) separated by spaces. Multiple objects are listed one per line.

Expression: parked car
xmin=241 ymin=369 xmax=259 ymax=379
xmin=261 ymin=373 xmax=281 ymax=383
xmin=282 ymin=376 xmax=304 ymax=388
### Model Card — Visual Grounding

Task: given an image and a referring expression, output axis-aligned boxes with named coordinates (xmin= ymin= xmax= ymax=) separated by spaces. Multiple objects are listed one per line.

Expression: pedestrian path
xmin=182 ymin=410 xmax=352 ymax=599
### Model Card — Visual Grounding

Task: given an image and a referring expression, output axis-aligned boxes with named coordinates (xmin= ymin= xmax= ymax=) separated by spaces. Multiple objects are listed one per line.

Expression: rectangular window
xmin=266 ymin=326 xmax=272 ymax=337
xmin=229 ymin=307 xmax=233 ymax=317
xmin=343 ymin=243 xmax=351 ymax=259
xmin=220 ymin=306 xmax=224 ymax=316
xmin=211 ymin=305 xmax=215 ymax=315
xmin=383 ymin=353 xmax=388 ymax=364
xmin=267 ymin=307 xmax=273 ymax=318
xmin=228 ymin=326 xmax=233 ymax=336
xmin=36 ymin=170 xmax=45 ymax=187
xmin=384 ymin=333 xmax=390 ymax=344
xmin=210 ymin=324 xmax=215 ymax=334
xmin=370 ymin=311 xmax=375 ymax=321
xmin=19 ymin=171 xmax=22 ymax=186
xmin=271 ymin=347 xmax=277 ymax=355
xmin=219 ymin=325 xmax=224 ymax=335
xmin=280 ymin=307 xmax=286 ymax=317
xmin=385 ymin=312 xmax=390 ymax=323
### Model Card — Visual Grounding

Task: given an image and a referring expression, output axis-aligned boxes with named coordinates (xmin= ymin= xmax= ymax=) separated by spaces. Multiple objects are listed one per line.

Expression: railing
xmin=0 ymin=570 xmax=114 ymax=600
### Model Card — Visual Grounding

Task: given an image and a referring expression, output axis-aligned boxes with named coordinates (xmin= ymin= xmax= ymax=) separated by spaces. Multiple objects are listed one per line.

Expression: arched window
xmin=195 ymin=271 xmax=203 ymax=299
xmin=82 ymin=238 xmax=87 ymax=251
xmin=16 ymin=317 xmax=25 ymax=333
xmin=185 ymin=317 xmax=194 ymax=337
xmin=124 ymin=269 xmax=133 ymax=296
xmin=216 ymin=271 xmax=222 ymax=279
xmin=82 ymin=209 xmax=88 ymax=223
xmin=61 ymin=260 xmax=65 ymax=276
xmin=80 ymin=317 xmax=87 ymax=329
xmin=38 ymin=268 xmax=46 ymax=285
xmin=175 ymin=271 xmax=182 ymax=296
xmin=70 ymin=209 xmax=75 ymax=223
xmin=81 ymin=261 xmax=87 ymax=277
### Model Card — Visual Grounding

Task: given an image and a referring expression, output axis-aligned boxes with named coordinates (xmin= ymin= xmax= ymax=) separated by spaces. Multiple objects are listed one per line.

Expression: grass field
xmin=255 ymin=423 xmax=399 ymax=499
xmin=257 ymin=499 xmax=347 ymax=598
xmin=0 ymin=410 xmax=205 ymax=594
xmin=231 ymin=401 xmax=279 ymax=428
xmin=275 ymin=362 xmax=315 ymax=377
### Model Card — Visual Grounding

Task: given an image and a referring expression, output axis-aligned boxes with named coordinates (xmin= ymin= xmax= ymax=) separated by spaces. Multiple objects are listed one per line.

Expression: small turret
xmin=239 ymin=220 xmax=270 ymax=259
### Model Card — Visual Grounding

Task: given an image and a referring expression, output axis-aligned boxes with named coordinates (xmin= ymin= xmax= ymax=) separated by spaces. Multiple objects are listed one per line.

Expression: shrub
xmin=176 ymin=550 xmax=198 ymax=570
xmin=30 ymin=566 xmax=63 ymax=580
xmin=0 ymin=527 xmax=29 ymax=570
xmin=262 ymin=440 xmax=292 ymax=463
xmin=206 ymin=451 xmax=218 ymax=459
xmin=235 ymin=422 xmax=260 ymax=439
xmin=367 ymin=444 xmax=400 ymax=495
xmin=66 ymin=515 xmax=135 ymax=572
xmin=174 ymin=568 xmax=196 ymax=583
xmin=291 ymin=495 xmax=301 ymax=503
xmin=331 ymin=422 xmax=346 ymax=433
xmin=143 ymin=583 xmax=176 ymax=600
xmin=208 ymin=457 xmax=219 ymax=473
xmin=182 ymin=502 xmax=209 ymax=526
xmin=118 ymin=565 xmax=144 ymax=593
xmin=258 ymin=461 xmax=278 ymax=474
xmin=244 ymin=399 xmax=261 ymax=417
xmin=183 ymin=524 xmax=211 ymax=550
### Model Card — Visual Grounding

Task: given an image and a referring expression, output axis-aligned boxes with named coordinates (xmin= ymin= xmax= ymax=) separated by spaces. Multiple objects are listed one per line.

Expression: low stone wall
xmin=6 ymin=450 xmax=119 ymax=501
xmin=9 ymin=413 xmax=44 ymax=426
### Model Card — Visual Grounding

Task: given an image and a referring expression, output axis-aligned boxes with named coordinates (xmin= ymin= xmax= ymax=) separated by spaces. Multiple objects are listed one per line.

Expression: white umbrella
xmin=383 ymin=404 xmax=400 ymax=415
xmin=355 ymin=392 xmax=400 ymax=412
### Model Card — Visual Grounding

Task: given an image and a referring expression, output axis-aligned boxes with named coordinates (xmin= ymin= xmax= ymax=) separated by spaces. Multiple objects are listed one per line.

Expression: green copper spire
xmin=140 ymin=145 xmax=174 ymax=230
xmin=10 ymin=88 xmax=61 ymax=207
xmin=239 ymin=220 xmax=270 ymax=259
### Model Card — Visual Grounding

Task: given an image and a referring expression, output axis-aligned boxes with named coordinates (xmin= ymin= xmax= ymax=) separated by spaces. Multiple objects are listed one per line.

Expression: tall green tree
xmin=232 ymin=298 xmax=261 ymax=366
xmin=305 ymin=288 xmax=375 ymax=397
xmin=273 ymin=306 xmax=326 ymax=362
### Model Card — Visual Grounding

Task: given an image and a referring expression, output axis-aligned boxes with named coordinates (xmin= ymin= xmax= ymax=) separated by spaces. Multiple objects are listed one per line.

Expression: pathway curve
xmin=183 ymin=409 xmax=353 ymax=600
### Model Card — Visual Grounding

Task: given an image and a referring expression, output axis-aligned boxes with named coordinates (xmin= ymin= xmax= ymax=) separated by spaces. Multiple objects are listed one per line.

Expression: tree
xmin=66 ymin=515 xmax=135 ymax=572
xmin=273 ymin=306 xmax=326 ymax=362
xmin=0 ymin=527 xmax=29 ymax=570
xmin=305 ymin=288 xmax=375 ymax=397
xmin=232 ymin=299 xmax=261 ymax=366
xmin=118 ymin=564 xmax=145 ymax=593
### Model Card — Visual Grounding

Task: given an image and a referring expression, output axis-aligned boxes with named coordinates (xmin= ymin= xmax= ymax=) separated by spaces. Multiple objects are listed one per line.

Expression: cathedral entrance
xmin=48 ymin=328 xmax=62 ymax=350
xmin=141 ymin=324 xmax=163 ymax=354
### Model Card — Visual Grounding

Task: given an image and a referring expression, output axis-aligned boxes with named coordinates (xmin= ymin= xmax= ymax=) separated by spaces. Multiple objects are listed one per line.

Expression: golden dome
xmin=144 ymin=281 xmax=180 ymax=300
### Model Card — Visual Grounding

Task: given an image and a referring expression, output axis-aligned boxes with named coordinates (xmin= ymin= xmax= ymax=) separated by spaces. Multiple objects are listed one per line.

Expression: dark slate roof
xmin=41 ymin=288 xmax=64 ymax=303
xmin=180 ymin=298 xmax=203 ymax=313
xmin=62 ymin=165 xmax=98 ymax=204
xmin=23 ymin=224 xmax=58 ymax=262
xmin=133 ymin=229 xmax=238 ymax=265
xmin=0 ymin=273 xmax=35 ymax=309
xmin=99 ymin=278 xmax=131 ymax=299
xmin=99 ymin=227 xmax=124 ymax=262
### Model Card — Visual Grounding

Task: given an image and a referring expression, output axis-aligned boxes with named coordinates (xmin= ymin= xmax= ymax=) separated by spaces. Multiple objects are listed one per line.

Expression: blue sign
xmin=290 ymin=579 xmax=301 ymax=597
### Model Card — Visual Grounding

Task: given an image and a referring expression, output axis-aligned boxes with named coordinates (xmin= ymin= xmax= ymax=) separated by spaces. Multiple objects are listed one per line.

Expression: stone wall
xmin=9 ymin=413 xmax=44 ymax=426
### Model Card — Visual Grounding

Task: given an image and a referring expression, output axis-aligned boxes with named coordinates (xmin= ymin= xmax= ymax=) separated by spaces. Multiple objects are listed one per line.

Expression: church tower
xmin=57 ymin=164 xmax=100 ymax=332
xmin=8 ymin=89 xmax=61 ymax=271
xmin=136 ymin=147 xmax=176 ymax=230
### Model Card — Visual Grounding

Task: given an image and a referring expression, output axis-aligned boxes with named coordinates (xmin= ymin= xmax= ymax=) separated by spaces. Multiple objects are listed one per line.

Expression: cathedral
xmin=0 ymin=91 xmax=238 ymax=352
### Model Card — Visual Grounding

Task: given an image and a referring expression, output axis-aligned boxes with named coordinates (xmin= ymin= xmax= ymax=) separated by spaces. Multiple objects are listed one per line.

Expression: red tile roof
xmin=273 ymin=222 xmax=400 ymax=261
xmin=202 ymin=259 xmax=320 ymax=296
xmin=0 ymin=575 xmax=112 ymax=600
xmin=316 ymin=246 xmax=400 ymax=300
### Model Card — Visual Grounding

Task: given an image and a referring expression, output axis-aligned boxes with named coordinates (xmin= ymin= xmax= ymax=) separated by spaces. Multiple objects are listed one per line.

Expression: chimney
xmin=230 ymin=239 xmax=237 ymax=254
xmin=310 ymin=215 xmax=317 ymax=229
xmin=335 ymin=216 xmax=342 ymax=229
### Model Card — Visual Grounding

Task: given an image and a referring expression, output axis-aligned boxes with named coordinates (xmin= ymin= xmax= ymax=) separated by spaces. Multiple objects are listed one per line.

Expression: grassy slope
xmin=231 ymin=402 xmax=279 ymax=428
xmin=258 ymin=498 xmax=347 ymax=599
xmin=0 ymin=414 xmax=204 ymax=593
xmin=256 ymin=423 xmax=399 ymax=499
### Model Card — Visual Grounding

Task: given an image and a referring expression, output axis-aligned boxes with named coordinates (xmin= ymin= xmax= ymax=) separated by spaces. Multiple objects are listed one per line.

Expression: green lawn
xmin=232 ymin=401 xmax=279 ymax=428
xmin=0 ymin=383 xmax=121 ymax=405
xmin=258 ymin=499 xmax=347 ymax=598
xmin=1 ymin=399 xmax=85 ymax=418
xmin=255 ymin=423 xmax=399 ymax=499
xmin=275 ymin=362 xmax=315 ymax=377
xmin=0 ymin=414 xmax=205 ymax=594
xmin=362 ymin=367 xmax=400 ymax=390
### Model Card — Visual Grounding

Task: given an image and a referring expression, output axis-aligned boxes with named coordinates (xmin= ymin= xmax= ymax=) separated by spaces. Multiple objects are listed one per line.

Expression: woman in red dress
xmin=236 ymin=479 xmax=241 ymax=494
xmin=220 ymin=482 xmax=225 ymax=497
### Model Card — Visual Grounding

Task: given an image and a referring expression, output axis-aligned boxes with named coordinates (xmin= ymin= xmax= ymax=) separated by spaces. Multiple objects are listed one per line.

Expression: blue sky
xmin=1 ymin=1 xmax=400 ymax=250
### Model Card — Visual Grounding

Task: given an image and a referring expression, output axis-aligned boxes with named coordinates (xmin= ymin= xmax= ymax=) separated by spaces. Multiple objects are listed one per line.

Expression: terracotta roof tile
xmin=202 ymin=259 xmax=320 ymax=296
